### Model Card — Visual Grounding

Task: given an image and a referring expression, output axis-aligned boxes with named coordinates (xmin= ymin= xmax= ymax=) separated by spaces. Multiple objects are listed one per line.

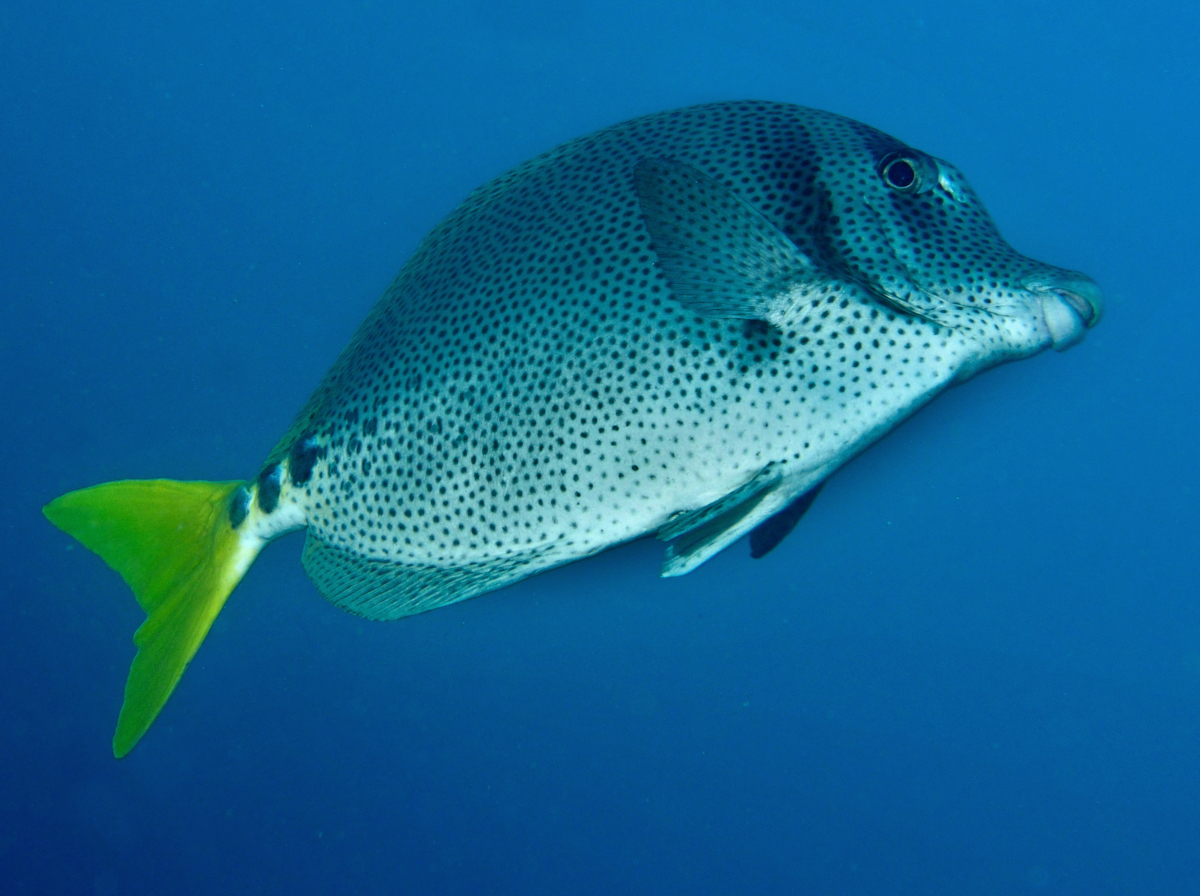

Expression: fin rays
xmin=43 ymin=480 xmax=258 ymax=757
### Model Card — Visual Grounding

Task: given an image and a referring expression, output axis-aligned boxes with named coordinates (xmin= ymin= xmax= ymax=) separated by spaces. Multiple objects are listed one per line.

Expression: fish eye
xmin=879 ymin=152 xmax=931 ymax=194
xmin=884 ymin=158 xmax=916 ymax=189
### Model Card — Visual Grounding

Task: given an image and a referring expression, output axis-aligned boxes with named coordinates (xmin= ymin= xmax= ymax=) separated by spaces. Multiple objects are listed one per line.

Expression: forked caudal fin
xmin=43 ymin=480 xmax=261 ymax=757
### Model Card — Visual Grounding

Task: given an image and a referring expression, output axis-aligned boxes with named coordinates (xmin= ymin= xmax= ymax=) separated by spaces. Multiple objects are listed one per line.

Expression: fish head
xmin=811 ymin=121 xmax=1103 ymax=377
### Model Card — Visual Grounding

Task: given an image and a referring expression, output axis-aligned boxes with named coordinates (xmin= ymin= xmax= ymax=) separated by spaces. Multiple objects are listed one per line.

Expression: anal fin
xmin=301 ymin=532 xmax=547 ymax=621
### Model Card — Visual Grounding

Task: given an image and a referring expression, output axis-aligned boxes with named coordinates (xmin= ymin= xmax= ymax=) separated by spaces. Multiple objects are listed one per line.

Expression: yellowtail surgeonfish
xmin=44 ymin=102 xmax=1103 ymax=756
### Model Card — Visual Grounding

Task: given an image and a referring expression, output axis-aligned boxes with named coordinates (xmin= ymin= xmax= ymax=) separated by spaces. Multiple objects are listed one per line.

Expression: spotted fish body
xmin=250 ymin=100 xmax=1102 ymax=620
xmin=44 ymin=101 xmax=1102 ymax=755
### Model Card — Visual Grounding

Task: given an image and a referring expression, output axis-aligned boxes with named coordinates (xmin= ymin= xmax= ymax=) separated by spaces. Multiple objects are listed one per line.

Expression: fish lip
xmin=1052 ymin=287 xmax=1094 ymax=326
xmin=1024 ymin=273 xmax=1104 ymax=351
xmin=1051 ymin=284 xmax=1103 ymax=328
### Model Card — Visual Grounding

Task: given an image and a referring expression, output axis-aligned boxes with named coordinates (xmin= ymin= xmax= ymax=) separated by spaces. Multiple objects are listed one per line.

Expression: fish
xmin=43 ymin=101 xmax=1103 ymax=756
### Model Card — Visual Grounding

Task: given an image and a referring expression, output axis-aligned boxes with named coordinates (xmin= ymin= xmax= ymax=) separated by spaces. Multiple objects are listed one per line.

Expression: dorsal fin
xmin=634 ymin=157 xmax=827 ymax=327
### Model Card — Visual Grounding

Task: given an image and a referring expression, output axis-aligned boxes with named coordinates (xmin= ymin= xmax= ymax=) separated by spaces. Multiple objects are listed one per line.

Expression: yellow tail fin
xmin=43 ymin=479 xmax=259 ymax=757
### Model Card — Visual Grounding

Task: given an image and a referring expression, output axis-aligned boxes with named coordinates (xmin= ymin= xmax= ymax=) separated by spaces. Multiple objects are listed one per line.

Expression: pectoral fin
xmin=634 ymin=157 xmax=828 ymax=327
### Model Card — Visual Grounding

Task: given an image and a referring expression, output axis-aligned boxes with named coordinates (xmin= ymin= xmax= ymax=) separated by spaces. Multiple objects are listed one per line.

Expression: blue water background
xmin=3 ymin=2 xmax=1198 ymax=893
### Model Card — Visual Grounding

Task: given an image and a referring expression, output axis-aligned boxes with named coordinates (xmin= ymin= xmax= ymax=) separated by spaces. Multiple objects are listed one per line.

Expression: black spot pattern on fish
xmin=267 ymin=102 xmax=1086 ymax=568
xmin=257 ymin=463 xmax=281 ymax=514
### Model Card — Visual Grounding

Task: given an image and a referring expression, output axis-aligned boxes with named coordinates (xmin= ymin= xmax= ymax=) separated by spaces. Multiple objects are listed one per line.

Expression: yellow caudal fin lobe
xmin=43 ymin=479 xmax=259 ymax=757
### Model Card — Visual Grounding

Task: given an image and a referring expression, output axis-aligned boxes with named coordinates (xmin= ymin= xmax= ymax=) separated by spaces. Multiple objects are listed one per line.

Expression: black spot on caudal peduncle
xmin=289 ymin=436 xmax=322 ymax=485
xmin=257 ymin=463 xmax=281 ymax=514
xmin=229 ymin=486 xmax=251 ymax=529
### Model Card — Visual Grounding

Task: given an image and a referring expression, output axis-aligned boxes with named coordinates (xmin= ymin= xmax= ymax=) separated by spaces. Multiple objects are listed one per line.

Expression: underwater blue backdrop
xmin=3 ymin=1 xmax=1198 ymax=893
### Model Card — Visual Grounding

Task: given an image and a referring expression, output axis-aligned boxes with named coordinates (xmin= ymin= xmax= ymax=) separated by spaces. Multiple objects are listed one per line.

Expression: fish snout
xmin=1025 ymin=272 xmax=1104 ymax=352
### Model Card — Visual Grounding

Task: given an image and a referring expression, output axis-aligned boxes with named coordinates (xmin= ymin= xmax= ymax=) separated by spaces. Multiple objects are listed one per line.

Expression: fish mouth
xmin=1028 ymin=274 xmax=1104 ymax=352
